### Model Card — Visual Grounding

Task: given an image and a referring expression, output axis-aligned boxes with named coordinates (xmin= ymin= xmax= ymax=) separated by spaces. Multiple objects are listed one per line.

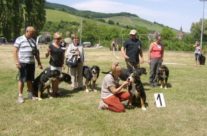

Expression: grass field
xmin=0 ymin=45 xmax=207 ymax=136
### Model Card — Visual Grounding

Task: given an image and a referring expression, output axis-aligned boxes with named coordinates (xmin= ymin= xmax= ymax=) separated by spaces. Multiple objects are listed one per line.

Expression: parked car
xmin=83 ymin=42 xmax=92 ymax=47
xmin=0 ymin=37 xmax=7 ymax=45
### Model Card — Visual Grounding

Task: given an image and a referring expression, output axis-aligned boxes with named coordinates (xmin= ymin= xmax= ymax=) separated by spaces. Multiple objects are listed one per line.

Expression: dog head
xmin=59 ymin=72 xmax=72 ymax=84
xmin=128 ymin=67 xmax=147 ymax=83
xmin=91 ymin=65 xmax=100 ymax=78
xmin=158 ymin=65 xmax=169 ymax=79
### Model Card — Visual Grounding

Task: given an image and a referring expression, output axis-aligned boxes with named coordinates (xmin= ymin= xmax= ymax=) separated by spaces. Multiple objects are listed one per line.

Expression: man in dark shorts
xmin=121 ymin=29 xmax=144 ymax=73
xmin=14 ymin=26 xmax=43 ymax=103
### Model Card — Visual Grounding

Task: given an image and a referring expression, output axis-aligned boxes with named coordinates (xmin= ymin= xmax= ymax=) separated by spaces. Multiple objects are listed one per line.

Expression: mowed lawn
xmin=0 ymin=45 xmax=207 ymax=136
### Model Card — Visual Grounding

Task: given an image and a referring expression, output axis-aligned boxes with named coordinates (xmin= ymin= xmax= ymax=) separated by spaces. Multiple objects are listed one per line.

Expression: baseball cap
xmin=129 ymin=29 xmax=137 ymax=35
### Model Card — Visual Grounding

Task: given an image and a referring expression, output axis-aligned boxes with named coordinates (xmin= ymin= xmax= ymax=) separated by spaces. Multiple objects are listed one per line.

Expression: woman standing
xmin=65 ymin=34 xmax=84 ymax=90
xmin=193 ymin=41 xmax=202 ymax=66
xmin=46 ymin=32 xmax=65 ymax=96
xmin=148 ymin=35 xmax=164 ymax=87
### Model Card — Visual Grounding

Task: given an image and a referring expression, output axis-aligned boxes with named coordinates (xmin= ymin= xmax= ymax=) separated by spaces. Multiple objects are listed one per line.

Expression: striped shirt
xmin=14 ymin=35 xmax=36 ymax=64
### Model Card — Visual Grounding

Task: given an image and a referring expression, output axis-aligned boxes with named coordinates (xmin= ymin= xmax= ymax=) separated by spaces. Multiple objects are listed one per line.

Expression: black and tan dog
xmin=32 ymin=68 xmax=60 ymax=100
xmin=83 ymin=65 xmax=100 ymax=92
xmin=157 ymin=65 xmax=169 ymax=89
xmin=119 ymin=67 xmax=147 ymax=110
xmin=33 ymin=68 xmax=72 ymax=100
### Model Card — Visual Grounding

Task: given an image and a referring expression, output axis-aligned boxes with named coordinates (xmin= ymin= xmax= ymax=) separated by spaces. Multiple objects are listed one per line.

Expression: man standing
xmin=121 ymin=29 xmax=144 ymax=73
xmin=14 ymin=26 xmax=43 ymax=103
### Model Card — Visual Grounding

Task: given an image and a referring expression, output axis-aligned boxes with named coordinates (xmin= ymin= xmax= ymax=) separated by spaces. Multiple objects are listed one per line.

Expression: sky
xmin=47 ymin=0 xmax=206 ymax=32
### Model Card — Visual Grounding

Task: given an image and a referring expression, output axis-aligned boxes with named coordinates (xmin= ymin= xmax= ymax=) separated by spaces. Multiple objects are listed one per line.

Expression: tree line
xmin=0 ymin=0 xmax=45 ymax=41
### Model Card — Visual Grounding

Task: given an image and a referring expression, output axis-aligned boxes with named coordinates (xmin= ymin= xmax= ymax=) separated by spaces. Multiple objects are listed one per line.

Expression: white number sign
xmin=154 ymin=93 xmax=166 ymax=108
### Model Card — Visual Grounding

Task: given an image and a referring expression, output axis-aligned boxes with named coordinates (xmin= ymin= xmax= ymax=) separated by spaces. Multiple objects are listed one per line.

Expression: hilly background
xmin=45 ymin=2 xmax=172 ymax=32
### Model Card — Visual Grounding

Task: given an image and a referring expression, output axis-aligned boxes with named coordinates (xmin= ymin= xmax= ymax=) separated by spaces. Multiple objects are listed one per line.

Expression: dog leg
xmin=38 ymin=85 xmax=43 ymax=101
xmin=92 ymin=81 xmax=97 ymax=92
xmin=140 ymin=98 xmax=146 ymax=111
xmin=85 ymin=80 xmax=89 ymax=93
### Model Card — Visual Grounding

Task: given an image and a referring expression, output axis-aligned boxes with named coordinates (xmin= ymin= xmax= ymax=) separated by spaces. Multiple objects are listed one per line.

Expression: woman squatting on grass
xmin=99 ymin=62 xmax=130 ymax=112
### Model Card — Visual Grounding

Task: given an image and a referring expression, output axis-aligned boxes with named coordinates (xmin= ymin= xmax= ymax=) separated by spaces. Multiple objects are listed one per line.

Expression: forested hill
xmin=45 ymin=1 xmax=138 ymax=18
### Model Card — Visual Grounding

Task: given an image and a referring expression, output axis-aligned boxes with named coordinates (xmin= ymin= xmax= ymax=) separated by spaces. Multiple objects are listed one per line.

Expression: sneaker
xmin=141 ymin=106 xmax=147 ymax=111
xmin=17 ymin=96 xmax=24 ymax=104
xmin=98 ymin=100 xmax=108 ymax=110
xmin=28 ymin=92 xmax=33 ymax=99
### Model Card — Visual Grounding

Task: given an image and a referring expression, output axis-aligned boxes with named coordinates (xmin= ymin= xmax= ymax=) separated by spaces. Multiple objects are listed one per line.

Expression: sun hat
xmin=129 ymin=29 xmax=137 ymax=35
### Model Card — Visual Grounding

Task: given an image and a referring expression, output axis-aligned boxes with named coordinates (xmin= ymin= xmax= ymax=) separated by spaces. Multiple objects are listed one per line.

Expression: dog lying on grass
xmin=157 ymin=65 xmax=169 ymax=89
xmin=83 ymin=65 xmax=100 ymax=92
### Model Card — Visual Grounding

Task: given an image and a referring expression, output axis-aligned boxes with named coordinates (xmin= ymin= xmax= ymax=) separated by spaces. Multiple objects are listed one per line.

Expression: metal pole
xmin=200 ymin=0 xmax=207 ymax=49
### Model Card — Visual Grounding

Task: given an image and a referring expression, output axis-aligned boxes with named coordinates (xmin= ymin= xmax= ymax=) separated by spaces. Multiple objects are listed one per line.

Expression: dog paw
xmin=160 ymin=86 xmax=163 ymax=89
xmin=141 ymin=106 xmax=147 ymax=111
xmin=38 ymin=98 xmax=43 ymax=101
xmin=93 ymin=89 xmax=97 ymax=92
xmin=165 ymin=87 xmax=167 ymax=89
xmin=85 ymin=89 xmax=89 ymax=93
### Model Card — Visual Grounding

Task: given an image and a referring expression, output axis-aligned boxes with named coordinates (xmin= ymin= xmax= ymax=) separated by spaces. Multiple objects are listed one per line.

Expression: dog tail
xmin=101 ymin=71 xmax=110 ymax=74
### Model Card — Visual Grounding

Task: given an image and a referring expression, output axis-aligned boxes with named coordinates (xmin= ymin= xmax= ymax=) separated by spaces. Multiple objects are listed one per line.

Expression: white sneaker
xmin=98 ymin=100 xmax=108 ymax=110
xmin=17 ymin=96 xmax=24 ymax=104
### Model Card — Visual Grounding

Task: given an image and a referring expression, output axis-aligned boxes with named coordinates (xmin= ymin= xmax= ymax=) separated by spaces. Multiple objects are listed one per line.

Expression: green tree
xmin=160 ymin=27 xmax=176 ymax=40
xmin=24 ymin=0 xmax=46 ymax=34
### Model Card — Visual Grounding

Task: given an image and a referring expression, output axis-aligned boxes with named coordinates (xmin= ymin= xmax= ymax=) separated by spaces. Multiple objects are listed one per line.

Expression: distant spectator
xmin=193 ymin=41 xmax=202 ymax=66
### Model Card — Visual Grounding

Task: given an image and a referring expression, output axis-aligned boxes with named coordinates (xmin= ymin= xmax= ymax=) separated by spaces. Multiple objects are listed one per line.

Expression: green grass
xmin=0 ymin=45 xmax=207 ymax=136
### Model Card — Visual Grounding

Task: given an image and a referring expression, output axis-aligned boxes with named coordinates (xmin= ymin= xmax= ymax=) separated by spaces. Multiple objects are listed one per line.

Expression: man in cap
xmin=121 ymin=29 xmax=144 ymax=73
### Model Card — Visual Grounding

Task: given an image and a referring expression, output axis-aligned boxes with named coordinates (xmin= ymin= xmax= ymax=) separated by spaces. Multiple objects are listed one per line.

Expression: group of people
xmin=14 ymin=26 xmax=165 ymax=113
xmin=14 ymin=26 xmax=84 ymax=103
xmin=100 ymin=29 xmax=164 ymax=112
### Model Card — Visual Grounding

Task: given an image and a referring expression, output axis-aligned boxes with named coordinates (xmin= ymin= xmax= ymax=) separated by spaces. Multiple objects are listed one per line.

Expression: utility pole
xmin=200 ymin=0 xmax=207 ymax=49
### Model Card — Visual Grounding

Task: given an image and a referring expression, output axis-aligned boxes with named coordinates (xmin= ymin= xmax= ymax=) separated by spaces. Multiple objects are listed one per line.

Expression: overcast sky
xmin=47 ymin=0 xmax=206 ymax=32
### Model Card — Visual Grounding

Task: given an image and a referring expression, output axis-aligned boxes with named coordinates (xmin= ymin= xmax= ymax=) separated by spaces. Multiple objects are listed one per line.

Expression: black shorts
xmin=195 ymin=53 xmax=201 ymax=61
xmin=18 ymin=63 xmax=35 ymax=82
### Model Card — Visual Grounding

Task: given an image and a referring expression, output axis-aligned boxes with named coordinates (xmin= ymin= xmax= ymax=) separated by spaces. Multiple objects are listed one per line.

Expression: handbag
xmin=66 ymin=55 xmax=80 ymax=68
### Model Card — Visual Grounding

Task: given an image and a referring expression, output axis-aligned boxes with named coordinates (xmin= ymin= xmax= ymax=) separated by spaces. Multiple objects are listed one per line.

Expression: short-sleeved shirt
xmin=123 ymin=38 xmax=142 ymax=64
xmin=14 ymin=35 xmax=36 ymax=64
xmin=101 ymin=73 xmax=119 ymax=99
xmin=194 ymin=46 xmax=201 ymax=54
xmin=49 ymin=43 xmax=65 ymax=67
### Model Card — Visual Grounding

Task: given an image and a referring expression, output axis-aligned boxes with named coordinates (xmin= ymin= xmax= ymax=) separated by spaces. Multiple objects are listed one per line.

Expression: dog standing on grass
xmin=83 ymin=65 xmax=100 ymax=92
xmin=157 ymin=65 xmax=169 ymax=89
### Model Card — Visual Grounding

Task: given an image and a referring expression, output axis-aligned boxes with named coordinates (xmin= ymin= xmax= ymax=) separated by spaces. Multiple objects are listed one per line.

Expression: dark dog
xmin=119 ymin=67 xmax=147 ymax=110
xmin=83 ymin=65 xmax=100 ymax=92
xmin=32 ymin=68 xmax=60 ymax=100
xmin=157 ymin=65 xmax=169 ymax=89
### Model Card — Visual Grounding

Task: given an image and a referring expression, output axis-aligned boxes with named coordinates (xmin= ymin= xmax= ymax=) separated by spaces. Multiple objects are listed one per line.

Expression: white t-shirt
xmin=14 ymin=35 xmax=36 ymax=63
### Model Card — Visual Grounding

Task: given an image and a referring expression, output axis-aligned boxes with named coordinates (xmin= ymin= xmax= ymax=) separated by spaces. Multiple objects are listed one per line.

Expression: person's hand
xmin=38 ymin=64 xmax=43 ymax=69
xmin=122 ymin=80 xmax=130 ymax=88
xmin=148 ymin=59 xmax=151 ymax=64
xmin=140 ymin=58 xmax=144 ymax=64
xmin=16 ymin=63 xmax=21 ymax=69
xmin=125 ymin=55 xmax=129 ymax=60
xmin=45 ymin=52 xmax=49 ymax=58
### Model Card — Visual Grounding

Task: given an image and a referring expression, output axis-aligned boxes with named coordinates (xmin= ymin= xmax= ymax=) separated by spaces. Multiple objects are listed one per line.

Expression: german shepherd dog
xmin=157 ymin=65 xmax=169 ymax=89
xmin=32 ymin=68 xmax=60 ymax=100
xmin=119 ymin=68 xmax=147 ymax=110
xmin=83 ymin=65 xmax=100 ymax=92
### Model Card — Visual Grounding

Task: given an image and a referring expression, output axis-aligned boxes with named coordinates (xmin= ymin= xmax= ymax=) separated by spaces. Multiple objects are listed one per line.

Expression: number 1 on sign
xmin=154 ymin=93 xmax=166 ymax=108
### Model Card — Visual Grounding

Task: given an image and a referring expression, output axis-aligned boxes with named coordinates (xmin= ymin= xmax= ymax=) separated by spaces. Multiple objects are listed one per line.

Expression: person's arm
xmin=121 ymin=46 xmax=129 ymax=59
xmin=139 ymin=49 xmax=144 ymax=64
xmin=14 ymin=47 xmax=21 ymax=69
xmin=161 ymin=45 xmax=164 ymax=61
xmin=148 ymin=43 xmax=153 ymax=63
xmin=109 ymin=81 xmax=129 ymax=94
xmin=35 ymin=51 xmax=43 ymax=69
